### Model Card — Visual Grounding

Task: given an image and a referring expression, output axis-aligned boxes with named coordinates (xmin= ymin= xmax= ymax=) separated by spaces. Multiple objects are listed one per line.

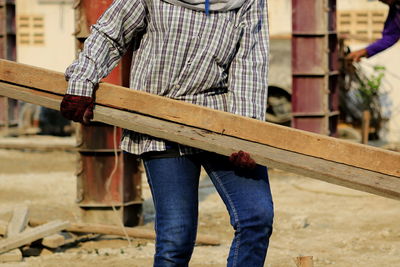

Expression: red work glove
xmin=229 ymin=150 xmax=256 ymax=169
xmin=60 ymin=94 xmax=94 ymax=124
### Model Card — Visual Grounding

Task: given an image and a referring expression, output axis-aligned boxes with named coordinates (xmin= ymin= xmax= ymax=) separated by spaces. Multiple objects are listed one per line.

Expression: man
xmin=60 ymin=0 xmax=273 ymax=266
xmin=347 ymin=0 xmax=400 ymax=62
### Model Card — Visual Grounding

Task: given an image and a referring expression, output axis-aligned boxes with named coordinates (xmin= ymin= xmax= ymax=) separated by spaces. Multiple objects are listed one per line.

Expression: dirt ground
xmin=0 ymin=136 xmax=400 ymax=267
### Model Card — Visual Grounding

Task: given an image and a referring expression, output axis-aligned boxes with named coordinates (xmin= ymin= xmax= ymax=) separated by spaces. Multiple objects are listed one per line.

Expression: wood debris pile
xmin=0 ymin=206 xmax=69 ymax=263
xmin=0 ymin=206 xmax=219 ymax=263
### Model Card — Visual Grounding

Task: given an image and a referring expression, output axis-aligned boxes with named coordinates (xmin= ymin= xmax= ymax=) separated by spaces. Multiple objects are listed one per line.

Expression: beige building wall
xmin=16 ymin=0 xmax=75 ymax=72
xmin=339 ymin=0 xmax=387 ymax=10
xmin=268 ymin=0 xmax=387 ymax=38
xmin=268 ymin=0 xmax=291 ymax=37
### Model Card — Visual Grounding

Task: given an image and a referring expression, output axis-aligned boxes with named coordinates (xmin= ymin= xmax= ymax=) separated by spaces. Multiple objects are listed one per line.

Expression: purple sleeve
xmin=366 ymin=7 xmax=400 ymax=57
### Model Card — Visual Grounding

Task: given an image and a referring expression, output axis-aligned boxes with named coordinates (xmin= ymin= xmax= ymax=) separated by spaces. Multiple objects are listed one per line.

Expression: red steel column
xmin=0 ymin=0 xmax=18 ymax=132
xmin=74 ymin=0 xmax=143 ymax=226
xmin=292 ymin=0 xmax=339 ymax=135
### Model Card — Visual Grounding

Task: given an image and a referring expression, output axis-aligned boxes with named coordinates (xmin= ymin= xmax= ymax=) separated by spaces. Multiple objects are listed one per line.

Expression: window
xmin=17 ymin=15 xmax=45 ymax=45
xmin=338 ymin=10 xmax=387 ymax=42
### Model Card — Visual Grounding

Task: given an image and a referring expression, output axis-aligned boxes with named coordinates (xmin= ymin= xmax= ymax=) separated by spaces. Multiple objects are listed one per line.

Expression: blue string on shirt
xmin=205 ymin=0 xmax=210 ymax=15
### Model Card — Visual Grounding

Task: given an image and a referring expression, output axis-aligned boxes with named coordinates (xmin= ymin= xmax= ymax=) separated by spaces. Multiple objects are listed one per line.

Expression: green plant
xmin=350 ymin=64 xmax=386 ymax=139
xmin=354 ymin=65 xmax=386 ymax=111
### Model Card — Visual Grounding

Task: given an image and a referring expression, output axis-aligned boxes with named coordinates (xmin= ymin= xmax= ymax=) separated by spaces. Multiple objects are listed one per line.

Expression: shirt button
xmin=175 ymin=84 xmax=181 ymax=89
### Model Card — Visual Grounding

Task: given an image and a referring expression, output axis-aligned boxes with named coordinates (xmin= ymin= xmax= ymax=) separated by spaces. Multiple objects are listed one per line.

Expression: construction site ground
xmin=0 ymin=135 xmax=400 ymax=267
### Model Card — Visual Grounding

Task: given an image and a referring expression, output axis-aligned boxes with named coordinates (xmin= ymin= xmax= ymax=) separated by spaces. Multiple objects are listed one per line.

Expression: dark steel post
xmin=292 ymin=0 xmax=339 ymax=135
xmin=74 ymin=0 xmax=143 ymax=226
xmin=0 ymin=0 xmax=18 ymax=132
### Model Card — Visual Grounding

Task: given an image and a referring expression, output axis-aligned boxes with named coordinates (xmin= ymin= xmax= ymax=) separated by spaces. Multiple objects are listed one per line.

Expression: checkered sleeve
xmin=227 ymin=0 xmax=269 ymax=121
xmin=65 ymin=0 xmax=147 ymax=97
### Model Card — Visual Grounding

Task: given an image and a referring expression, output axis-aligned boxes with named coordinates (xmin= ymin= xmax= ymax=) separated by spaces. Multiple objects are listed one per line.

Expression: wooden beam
xmin=1 ymin=60 xmax=399 ymax=177
xmin=0 ymin=140 xmax=75 ymax=152
xmin=0 ymin=220 xmax=69 ymax=254
xmin=362 ymin=110 xmax=371 ymax=144
xmin=1 ymin=82 xmax=400 ymax=201
xmin=6 ymin=206 xmax=29 ymax=238
xmin=41 ymin=232 xmax=76 ymax=248
xmin=30 ymin=220 xmax=220 ymax=246
xmin=1 ymin=207 xmax=29 ymax=263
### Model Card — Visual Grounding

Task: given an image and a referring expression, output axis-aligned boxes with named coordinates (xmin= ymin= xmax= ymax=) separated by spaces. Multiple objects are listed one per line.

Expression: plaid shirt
xmin=66 ymin=0 xmax=269 ymax=155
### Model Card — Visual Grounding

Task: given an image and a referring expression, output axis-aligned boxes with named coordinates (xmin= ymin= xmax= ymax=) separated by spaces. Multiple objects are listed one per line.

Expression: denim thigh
xmin=143 ymin=155 xmax=201 ymax=267
xmin=200 ymin=152 xmax=274 ymax=267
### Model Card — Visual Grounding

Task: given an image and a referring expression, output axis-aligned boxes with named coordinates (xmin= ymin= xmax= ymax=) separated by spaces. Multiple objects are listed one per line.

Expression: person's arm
xmin=347 ymin=7 xmax=400 ymax=62
xmin=61 ymin=0 xmax=147 ymax=123
xmin=66 ymin=0 xmax=147 ymax=97
xmin=227 ymin=0 xmax=269 ymax=121
xmin=227 ymin=0 xmax=269 ymax=168
xmin=365 ymin=7 xmax=400 ymax=57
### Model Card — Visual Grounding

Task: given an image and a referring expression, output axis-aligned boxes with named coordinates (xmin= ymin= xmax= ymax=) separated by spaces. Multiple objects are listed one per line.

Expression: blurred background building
xmin=337 ymin=0 xmax=400 ymax=143
xmin=267 ymin=0 xmax=400 ymax=143
xmin=16 ymin=0 xmax=75 ymax=71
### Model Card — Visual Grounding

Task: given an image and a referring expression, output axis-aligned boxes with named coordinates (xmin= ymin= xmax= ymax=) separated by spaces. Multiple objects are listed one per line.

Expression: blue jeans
xmin=143 ymin=152 xmax=274 ymax=267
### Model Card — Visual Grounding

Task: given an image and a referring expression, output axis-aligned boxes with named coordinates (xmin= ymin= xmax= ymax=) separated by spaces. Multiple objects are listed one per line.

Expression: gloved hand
xmin=229 ymin=150 xmax=256 ymax=169
xmin=60 ymin=94 xmax=94 ymax=124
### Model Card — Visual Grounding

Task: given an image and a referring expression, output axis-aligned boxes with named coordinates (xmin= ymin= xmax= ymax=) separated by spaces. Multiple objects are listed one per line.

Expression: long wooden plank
xmin=1 ymin=82 xmax=400 ymax=200
xmin=0 ymin=143 xmax=75 ymax=151
xmin=30 ymin=220 xmax=220 ymax=246
xmin=0 ymin=220 xmax=69 ymax=254
xmin=0 ymin=60 xmax=399 ymax=177
xmin=0 ymin=140 xmax=75 ymax=152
